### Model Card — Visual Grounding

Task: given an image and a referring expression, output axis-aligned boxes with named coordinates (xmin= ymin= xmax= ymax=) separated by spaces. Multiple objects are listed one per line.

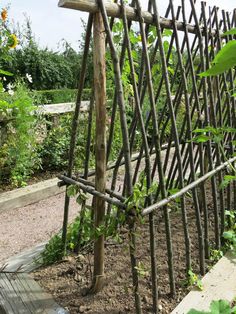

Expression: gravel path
xmin=0 ymin=192 xmax=79 ymax=264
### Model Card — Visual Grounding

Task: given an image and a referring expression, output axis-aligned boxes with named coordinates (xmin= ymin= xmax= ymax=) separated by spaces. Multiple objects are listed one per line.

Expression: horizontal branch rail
xmin=59 ymin=175 xmax=126 ymax=202
xmin=142 ymin=156 xmax=236 ymax=216
xmin=58 ymin=0 xmax=218 ymax=35
xmin=58 ymin=174 xmax=126 ymax=208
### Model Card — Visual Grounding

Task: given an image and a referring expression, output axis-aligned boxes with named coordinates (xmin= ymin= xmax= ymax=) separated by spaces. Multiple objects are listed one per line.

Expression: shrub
xmin=34 ymin=88 xmax=114 ymax=105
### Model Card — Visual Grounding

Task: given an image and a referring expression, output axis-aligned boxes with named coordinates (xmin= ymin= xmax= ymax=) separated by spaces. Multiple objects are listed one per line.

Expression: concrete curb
xmin=172 ymin=251 xmax=236 ymax=313
xmin=0 ymin=178 xmax=65 ymax=213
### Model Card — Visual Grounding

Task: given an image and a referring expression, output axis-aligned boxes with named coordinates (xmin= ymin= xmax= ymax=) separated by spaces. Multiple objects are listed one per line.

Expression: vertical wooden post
xmin=90 ymin=11 xmax=106 ymax=293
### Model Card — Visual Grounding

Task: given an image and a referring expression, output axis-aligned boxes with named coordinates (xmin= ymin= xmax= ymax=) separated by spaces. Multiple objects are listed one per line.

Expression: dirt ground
xmin=33 ymin=189 xmax=216 ymax=314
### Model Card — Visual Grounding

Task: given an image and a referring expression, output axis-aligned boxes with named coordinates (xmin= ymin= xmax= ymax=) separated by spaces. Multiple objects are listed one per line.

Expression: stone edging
xmin=171 ymin=251 xmax=236 ymax=313
xmin=0 ymin=178 xmax=65 ymax=213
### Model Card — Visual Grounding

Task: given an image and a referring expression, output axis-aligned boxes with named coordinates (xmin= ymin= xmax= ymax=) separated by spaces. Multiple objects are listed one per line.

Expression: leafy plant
xmin=200 ymin=28 xmax=236 ymax=77
xmin=135 ymin=262 xmax=150 ymax=278
xmin=187 ymin=269 xmax=203 ymax=291
xmin=40 ymin=207 xmax=93 ymax=266
xmin=40 ymin=234 xmax=64 ymax=266
xmin=210 ymin=249 xmax=223 ymax=263
xmin=0 ymin=81 xmax=41 ymax=186
xmin=192 ymin=126 xmax=236 ymax=189
xmin=188 ymin=299 xmax=236 ymax=314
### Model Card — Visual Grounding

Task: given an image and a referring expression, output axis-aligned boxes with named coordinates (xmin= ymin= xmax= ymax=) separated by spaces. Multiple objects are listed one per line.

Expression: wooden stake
xmin=90 ymin=11 xmax=106 ymax=293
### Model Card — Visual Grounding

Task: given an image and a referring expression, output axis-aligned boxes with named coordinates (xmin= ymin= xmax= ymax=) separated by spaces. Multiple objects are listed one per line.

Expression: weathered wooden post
xmin=90 ymin=10 xmax=106 ymax=293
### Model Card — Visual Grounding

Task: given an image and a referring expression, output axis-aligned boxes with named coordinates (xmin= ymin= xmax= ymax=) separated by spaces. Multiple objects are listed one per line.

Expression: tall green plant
xmin=0 ymin=81 xmax=41 ymax=186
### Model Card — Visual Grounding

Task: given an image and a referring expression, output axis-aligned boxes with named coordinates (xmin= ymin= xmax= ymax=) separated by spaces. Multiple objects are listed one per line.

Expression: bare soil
xmin=33 ymin=189 xmax=216 ymax=314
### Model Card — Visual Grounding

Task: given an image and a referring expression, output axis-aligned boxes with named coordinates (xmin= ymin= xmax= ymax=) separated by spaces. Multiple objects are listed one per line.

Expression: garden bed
xmin=33 ymin=185 xmax=216 ymax=314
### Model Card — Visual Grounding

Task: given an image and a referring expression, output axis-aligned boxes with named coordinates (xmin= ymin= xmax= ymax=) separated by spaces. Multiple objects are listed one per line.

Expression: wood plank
xmin=0 ymin=272 xmax=67 ymax=314
xmin=0 ymin=273 xmax=27 ymax=314
xmin=36 ymin=101 xmax=90 ymax=115
xmin=5 ymin=273 xmax=37 ymax=313
xmin=17 ymin=273 xmax=59 ymax=313
xmin=0 ymin=101 xmax=90 ymax=122
xmin=0 ymin=274 xmax=15 ymax=314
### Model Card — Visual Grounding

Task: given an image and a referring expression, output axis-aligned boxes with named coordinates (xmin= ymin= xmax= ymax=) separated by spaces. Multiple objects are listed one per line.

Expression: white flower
xmin=8 ymin=89 xmax=14 ymax=96
xmin=7 ymin=83 xmax=14 ymax=90
xmin=26 ymin=73 xmax=33 ymax=83
xmin=3 ymin=77 xmax=6 ymax=81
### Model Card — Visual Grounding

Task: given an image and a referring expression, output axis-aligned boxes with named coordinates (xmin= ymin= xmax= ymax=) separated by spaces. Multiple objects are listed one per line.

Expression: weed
xmin=187 ymin=269 xmax=203 ymax=291
xmin=188 ymin=299 xmax=236 ymax=314
xmin=135 ymin=262 xmax=150 ymax=278
xmin=210 ymin=249 xmax=223 ymax=263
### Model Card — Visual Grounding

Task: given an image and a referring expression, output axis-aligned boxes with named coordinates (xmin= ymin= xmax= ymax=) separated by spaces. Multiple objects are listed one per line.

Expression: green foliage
xmin=222 ymin=28 xmax=236 ymax=36
xmin=0 ymin=7 xmax=18 ymax=58
xmin=200 ymin=28 xmax=236 ymax=77
xmin=187 ymin=269 xmax=203 ymax=291
xmin=34 ymin=88 xmax=113 ymax=105
xmin=0 ymin=81 xmax=41 ymax=186
xmin=223 ymin=229 xmax=236 ymax=252
xmin=41 ymin=208 xmax=92 ymax=266
xmin=39 ymin=114 xmax=89 ymax=171
xmin=220 ymin=210 xmax=236 ymax=253
xmin=39 ymin=114 xmax=72 ymax=170
xmin=35 ymin=89 xmax=78 ymax=104
xmin=4 ymin=42 xmax=79 ymax=90
xmin=192 ymin=126 xmax=236 ymax=189
xmin=134 ymin=262 xmax=150 ymax=278
xmin=0 ymin=17 xmax=85 ymax=91
xmin=40 ymin=234 xmax=64 ymax=266
xmin=107 ymin=113 xmax=123 ymax=161
xmin=210 ymin=249 xmax=223 ymax=263
xmin=188 ymin=299 xmax=236 ymax=314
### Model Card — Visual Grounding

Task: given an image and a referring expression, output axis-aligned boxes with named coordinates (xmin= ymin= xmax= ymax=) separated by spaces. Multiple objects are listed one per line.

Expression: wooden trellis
xmin=58 ymin=0 xmax=236 ymax=313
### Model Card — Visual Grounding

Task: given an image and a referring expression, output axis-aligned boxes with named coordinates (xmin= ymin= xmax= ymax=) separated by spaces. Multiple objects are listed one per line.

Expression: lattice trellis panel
xmin=58 ymin=0 xmax=236 ymax=313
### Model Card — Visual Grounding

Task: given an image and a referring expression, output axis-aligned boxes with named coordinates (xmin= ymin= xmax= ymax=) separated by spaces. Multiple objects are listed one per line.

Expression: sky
xmin=1 ymin=0 xmax=235 ymax=51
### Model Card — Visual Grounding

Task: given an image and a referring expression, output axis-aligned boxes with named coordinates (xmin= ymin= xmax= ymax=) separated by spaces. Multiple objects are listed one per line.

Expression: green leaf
xmin=199 ymin=41 xmax=236 ymax=77
xmin=225 ymin=210 xmax=235 ymax=218
xmin=193 ymin=134 xmax=211 ymax=143
xmin=210 ymin=300 xmax=231 ymax=314
xmin=193 ymin=126 xmax=217 ymax=133
xmin=187 ymin=309 xmax=210 ymax=314
xmin=222 ymin=28 xmax=236 ymax=36
xmin=67 ymin=185 xmax=79 ymax=197
xmin=188 ymin=300 xmax=232 ymax=314
xmin=220 ymin=175 xmax=236 ymax=189
xmin=163 ymin=29 xmax=173 ymax=37
xmin=0 ymin=69 xmax=13 ymax=76
xmin=223 ymin=231 xmax=234 ymax=240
